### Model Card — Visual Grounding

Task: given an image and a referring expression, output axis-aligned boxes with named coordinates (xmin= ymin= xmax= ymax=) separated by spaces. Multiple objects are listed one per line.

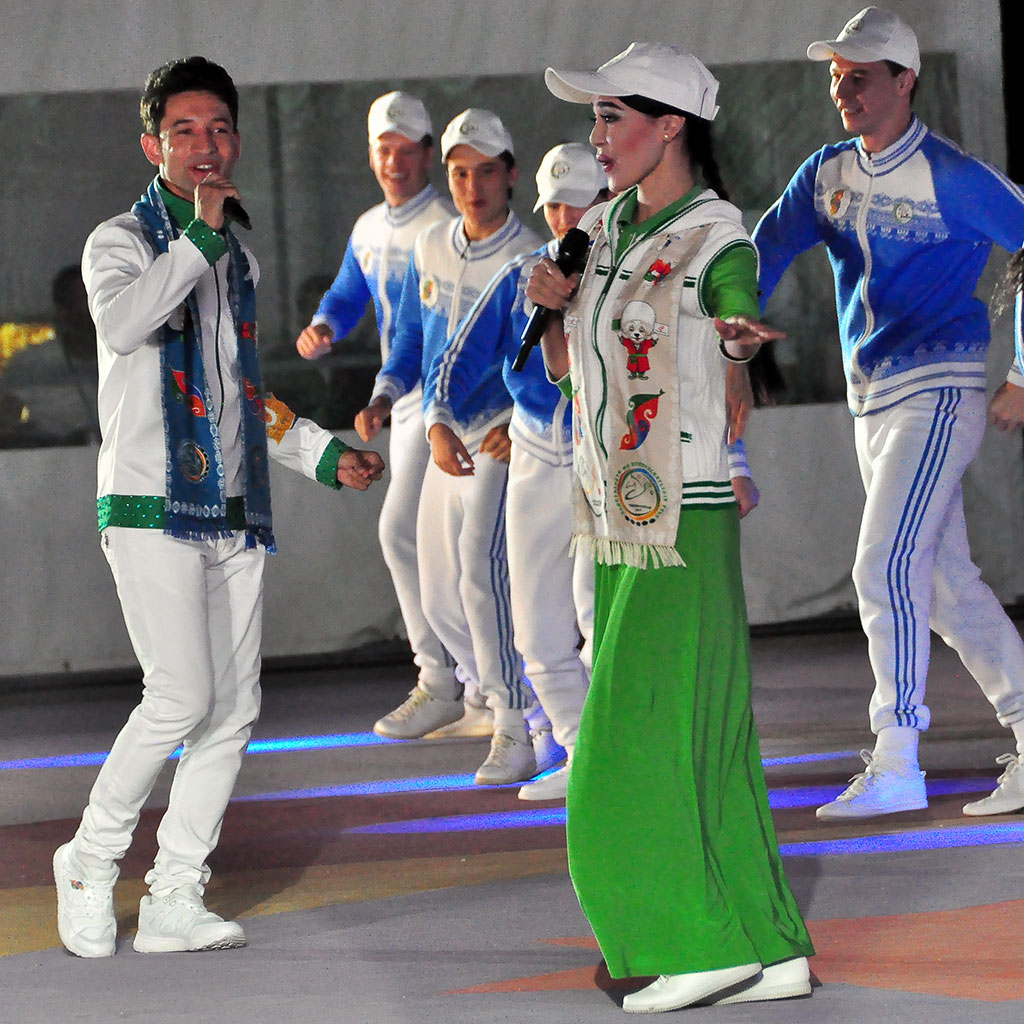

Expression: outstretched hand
xmin=714 ymin=316 xmax=786 ymax=362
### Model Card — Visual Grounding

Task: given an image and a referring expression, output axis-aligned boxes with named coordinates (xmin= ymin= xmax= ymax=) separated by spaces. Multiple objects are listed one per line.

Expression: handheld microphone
xmin=511 ymin=227 xmax=589 ymax=372
xmin=223 ymin=197 xmax=252 ymax=231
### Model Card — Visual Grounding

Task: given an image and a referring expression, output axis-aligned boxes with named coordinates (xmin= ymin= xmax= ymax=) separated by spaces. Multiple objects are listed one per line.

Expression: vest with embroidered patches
xmin=564 ymin=189 xmax=755 ymax=568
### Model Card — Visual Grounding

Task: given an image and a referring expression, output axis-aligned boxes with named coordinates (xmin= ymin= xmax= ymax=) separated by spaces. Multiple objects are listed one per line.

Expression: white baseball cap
xmin=440 ymin=108 xmax=515 ymax=161
xmin=533 ymin=143 xmax=607 ymax=212
xmin=367 ymin=91 xmax=432 ymax=143
xmin=807 ymin=7 xmax=920 ymax=75
xmin=545 ymin=42 xmax=720 ymax=122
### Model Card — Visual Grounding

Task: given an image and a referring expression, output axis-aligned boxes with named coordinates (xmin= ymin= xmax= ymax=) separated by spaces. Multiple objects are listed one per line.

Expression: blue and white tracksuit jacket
xmin=754 ymin=116 xmax=1024 ymax=417
xmin=313 ymin=184 xmax=454 ymax=423
xmin=425 ymin=240 xmax=571 ymax=464
xmin=372 ymin=211 xmax=544 ymax=448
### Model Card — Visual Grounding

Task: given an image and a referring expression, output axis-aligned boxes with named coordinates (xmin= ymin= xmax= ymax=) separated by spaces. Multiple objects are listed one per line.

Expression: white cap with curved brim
xmin=533 ymin=143 xmax=608 ymax=212
xmin=545 ymin=42 xmax=720 ymax=121
xmin=807 ymin=7 xmax=920 ymax=75
xmin=367 ymin=91 xmax=432 ymax=143
xmin=440 ymin=108 xmax=515 ymax=161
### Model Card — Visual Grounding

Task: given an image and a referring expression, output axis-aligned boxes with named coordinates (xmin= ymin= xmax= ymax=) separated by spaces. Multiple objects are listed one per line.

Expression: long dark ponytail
xmin=619 ymin=94 xmax=729 ymax=200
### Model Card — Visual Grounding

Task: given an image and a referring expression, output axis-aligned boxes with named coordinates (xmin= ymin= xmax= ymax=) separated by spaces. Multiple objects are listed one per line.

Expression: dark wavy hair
xmin=140 ymin=56 xmax=238 ymax=135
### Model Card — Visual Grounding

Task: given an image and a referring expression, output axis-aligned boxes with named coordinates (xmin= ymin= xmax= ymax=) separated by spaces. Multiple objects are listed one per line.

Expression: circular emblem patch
xmin=893 ymin=201 xmax=913 ymax=224
xmin=420 ymin=276 xmax=438 ymax=307
xmin=551 ymin=160 xmax=570 ymax=179
xmin=827 ymin=188 xmax=852 ymax=219
xmin=177 ymin=440 xmax=210 ymax=483
xmin=615 ymin=463 xmax=665 ymax=527
xmin=359 ymin=247 xmax=375 ymax=275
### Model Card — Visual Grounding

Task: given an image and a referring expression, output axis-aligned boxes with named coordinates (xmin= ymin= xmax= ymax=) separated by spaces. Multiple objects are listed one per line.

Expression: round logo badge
xmin=827 ymin=188 xmax=852 ymax=219
xmin=420 ymin=276 xmax=438 ymax=307
xmin=550 ymin=160 xmax=570 ymax=179
xmin=359 ymin=247 xmax=375 ymax=275
xmin=893 ymin=201 xmax=913 ymax=224
xmin=177 ymin=440 xmax=210 ymax=483
xmin=615 ymin=463 xmax=665 ymax=526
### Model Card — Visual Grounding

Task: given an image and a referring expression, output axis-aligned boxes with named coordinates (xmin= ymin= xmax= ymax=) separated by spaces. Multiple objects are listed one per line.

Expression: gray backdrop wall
xmin=2 ymin=0 xmax=1021 ymax=677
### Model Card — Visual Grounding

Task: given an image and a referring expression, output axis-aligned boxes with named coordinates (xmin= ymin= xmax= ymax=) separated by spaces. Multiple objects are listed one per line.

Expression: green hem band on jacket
xmin=97 ymin=494 xmax=247 ymax=532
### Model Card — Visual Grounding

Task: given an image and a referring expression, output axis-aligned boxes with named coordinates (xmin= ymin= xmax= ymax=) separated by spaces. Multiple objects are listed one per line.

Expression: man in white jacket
xmin=52 ymin=56 xmax=383 ymax=960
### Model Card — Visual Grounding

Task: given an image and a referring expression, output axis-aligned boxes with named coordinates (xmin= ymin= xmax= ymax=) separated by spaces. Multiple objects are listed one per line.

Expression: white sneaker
xmin=708 ymin=956 xmax=812 ymax=1004
xmin=518 ymin=763 xmax=570 ymax=801
xmin=53 ymin=842 xmax=117 ymax=958
xmin=530 ymin=726 xmax=567 ymax=774
xmin=622 ymin=963 xmax=761 ymax=1013
xmin=963 ymin=753 xmax=1024 ymax=816
xmin=133 ymin=889 xmax=245 ymax=953
xmin=816 ymin=749 xmax=927 ymax=820
xmin=423 ymin=701 xmax=494 ymax=738
xmin=373 ymin=687 xmax=463 ymax=739
xmin=475 ymin=730 xmax=536 ymax=785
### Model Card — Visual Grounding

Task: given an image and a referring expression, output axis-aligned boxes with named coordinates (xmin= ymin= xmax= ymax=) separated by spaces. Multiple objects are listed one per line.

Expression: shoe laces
xmin=485 ymin=732 xmax=521 ymax=763
xmin=993 ymin=752 xmax=1024 ymax=786
xmin=841 ymin=748 xmax=910 ymax=796
xmin=72 ymin=879 xmax=114 ymax=915
xmin=391 ymin=687 xmax=431 ymax=720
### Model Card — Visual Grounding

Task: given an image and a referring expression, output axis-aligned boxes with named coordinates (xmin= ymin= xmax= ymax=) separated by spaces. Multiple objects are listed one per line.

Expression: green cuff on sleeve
xmin=316 ymin=436 xmax=352 ymax=489
xmin=184 ymin=219 xmax=229 ymax=265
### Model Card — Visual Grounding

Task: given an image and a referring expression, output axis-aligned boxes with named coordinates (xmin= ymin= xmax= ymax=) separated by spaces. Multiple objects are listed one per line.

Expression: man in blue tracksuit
xmin=356 ymin=108 xmax=545 ymax=785
xmin=753 ymin=6 xmax=1024 ymax=820
xmin=294 ymin=93 xmax=464 ymax=736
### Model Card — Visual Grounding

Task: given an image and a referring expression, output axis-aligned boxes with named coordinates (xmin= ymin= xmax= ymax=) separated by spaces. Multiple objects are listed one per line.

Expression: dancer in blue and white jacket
xmin=295 ymin=93 xmax=459 ymax=734
xmin=753 ymin=6 xmax=1024 ymax=820
xmin=358 ymin=109 xmax=544 ymax=786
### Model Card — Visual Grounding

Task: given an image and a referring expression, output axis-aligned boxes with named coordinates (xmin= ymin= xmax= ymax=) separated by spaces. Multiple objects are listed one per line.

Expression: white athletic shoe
xmin=963 ymin=753 xmax=1024 ymax=816
xmin=518 ymin=762 xmax=570 ymax=801
xmin=530 ymin=726 xmax=567 ymax=774
xmin=475 ymin=730 xmax=536 ymax=785
xmin=816 ymin=749 xmax=927 ymax=820
xmin=622 ymin=963 xmax=761 ymax=1013
xmin=708 ymin=956 xmax=812 ymax=1004
xmin=372 ymin=686 xmax=463 ymax=739
xmin=423 ymin=700 xmax=494 ymax=738
xmin=133 ymin=889 xmax=245 ymax=953
xmin=53 ymin=842 xmax=117 ymax=958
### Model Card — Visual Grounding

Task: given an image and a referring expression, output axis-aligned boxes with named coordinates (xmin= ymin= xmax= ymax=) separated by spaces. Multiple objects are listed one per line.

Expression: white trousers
xmin=853 ymin=387 xmax=1024 ymax=733
xmin=75 ymin=528 xmax=264 ymax=897
xmin=379 ymin=411 xmax=460 ymax=694
xmin=507 ymin=443 xmax=593 ymax=749
xmin=416 ymin=449 xmax=528 ymax=732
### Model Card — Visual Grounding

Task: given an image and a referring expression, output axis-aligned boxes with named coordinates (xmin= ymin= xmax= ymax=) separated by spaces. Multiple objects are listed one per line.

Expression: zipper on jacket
xmin=850 ymin=152 xmax=877 ymax=384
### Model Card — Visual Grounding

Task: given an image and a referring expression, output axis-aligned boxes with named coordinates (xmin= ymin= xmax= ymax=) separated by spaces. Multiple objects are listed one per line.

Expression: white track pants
xmin=417 ymin=450 xmax=528 ymax=732
xmin=853 ymin=387 xmax=1024 ymax=733
xmin=75 ymin=528 xmax=264 ymax=896
xmin=380 ymin=411 xmax=460 ymax=694
xmin=507 ymin=443 xmax=592 ymax=749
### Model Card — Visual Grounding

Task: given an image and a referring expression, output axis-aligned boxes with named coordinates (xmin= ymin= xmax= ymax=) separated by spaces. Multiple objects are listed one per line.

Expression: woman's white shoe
xmin=709 ymin=956 xmax=812 ymax=1004
xmin=621 ymin=963 xmax=761 ymax=1013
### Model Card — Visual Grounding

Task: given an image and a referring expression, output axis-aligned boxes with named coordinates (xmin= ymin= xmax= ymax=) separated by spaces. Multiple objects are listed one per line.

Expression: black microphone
xmin=511 ymin=227 xmax=589 ymax=372
xmin=223 ymin=196 xmax=252 ymax=230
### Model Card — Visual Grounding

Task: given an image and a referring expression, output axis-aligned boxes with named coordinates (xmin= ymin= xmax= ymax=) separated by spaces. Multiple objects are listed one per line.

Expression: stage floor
xmin=2 ymin=628 xmax=1022 ymax=1022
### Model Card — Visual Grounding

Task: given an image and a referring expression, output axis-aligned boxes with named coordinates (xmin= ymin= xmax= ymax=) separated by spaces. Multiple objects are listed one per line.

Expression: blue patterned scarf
xmin=133 ymin=177 xmax=275 ymax=551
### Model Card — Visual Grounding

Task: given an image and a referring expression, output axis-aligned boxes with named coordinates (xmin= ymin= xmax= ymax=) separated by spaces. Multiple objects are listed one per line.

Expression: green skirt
xmin=566 ymin=506 xmax=814 ymax=978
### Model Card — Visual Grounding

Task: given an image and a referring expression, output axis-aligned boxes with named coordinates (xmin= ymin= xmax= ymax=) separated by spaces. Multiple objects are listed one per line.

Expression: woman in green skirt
xmin=526 ymin=42 xmax=815 ymax=1013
